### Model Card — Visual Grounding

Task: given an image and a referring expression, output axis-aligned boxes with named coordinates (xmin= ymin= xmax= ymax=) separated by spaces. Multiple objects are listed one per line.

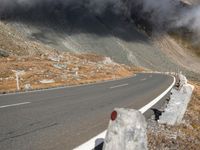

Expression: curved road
xmin=0 ymin=73 xmax=174 ymax=150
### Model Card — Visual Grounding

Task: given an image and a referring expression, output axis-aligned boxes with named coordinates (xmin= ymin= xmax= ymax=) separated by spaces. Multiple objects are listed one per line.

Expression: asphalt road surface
xmin=0 ymin=73 xmax=174 ymax=150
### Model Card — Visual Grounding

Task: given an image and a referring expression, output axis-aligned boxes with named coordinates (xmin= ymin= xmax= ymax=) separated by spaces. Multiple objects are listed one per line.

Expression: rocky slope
xmin=152 ymin=34 xmax=200 ymax=74
xmin=0 ymin=21 xmax=139 ymax=93
xmin=2 ymin=6 xmax=180 ymax=72
xmin=1 ymin=2 xmax=199 ymax=77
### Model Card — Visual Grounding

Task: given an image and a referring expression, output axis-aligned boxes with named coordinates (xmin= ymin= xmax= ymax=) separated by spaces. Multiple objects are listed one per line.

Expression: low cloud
xmin=0 ymin=0 xmax=200 ymax=37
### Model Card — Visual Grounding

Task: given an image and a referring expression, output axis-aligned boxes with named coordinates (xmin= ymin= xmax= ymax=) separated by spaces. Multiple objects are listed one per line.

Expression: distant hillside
xmin=0 ymin=21 xmax=55 ymax=56
xmin=169 ymin=27 xmax=200 ymax=57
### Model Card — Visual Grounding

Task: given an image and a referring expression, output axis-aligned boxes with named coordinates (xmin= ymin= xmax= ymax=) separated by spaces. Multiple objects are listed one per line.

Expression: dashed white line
xmin=110 ymin=83 xmax=129 ymax=89
xmin=0 ymin=102 xmax=31 ymax=109
xmin=141 ymin=78 xmax=147 ymax=81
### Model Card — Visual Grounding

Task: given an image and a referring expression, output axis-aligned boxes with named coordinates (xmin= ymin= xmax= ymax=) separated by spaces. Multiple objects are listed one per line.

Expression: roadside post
xmin=12 ymin=70 xmax=25 ymax=91
xmin=103 ymin=108 xmax=148 ymax=150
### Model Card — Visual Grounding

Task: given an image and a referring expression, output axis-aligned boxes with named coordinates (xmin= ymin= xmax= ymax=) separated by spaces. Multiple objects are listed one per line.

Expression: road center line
xmin=141 ymin=78 xmax=147 ymax=81
xmin=0 ymin=102 xmax=31 ymax=109
xmin=110 ymin=83 xmax=129 ymax=89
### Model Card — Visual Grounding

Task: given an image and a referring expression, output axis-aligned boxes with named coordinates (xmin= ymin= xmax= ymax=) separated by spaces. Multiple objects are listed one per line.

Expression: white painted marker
xmin=0 ymin=102 xmax=31 ymax=109
xmin=141 ymin=78 xmax=147 ymax=81
xmin=110 ymin=83 xmax=129 ymax=89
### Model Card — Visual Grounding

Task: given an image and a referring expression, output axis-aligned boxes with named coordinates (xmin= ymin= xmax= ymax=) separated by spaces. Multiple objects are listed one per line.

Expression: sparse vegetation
xmin=0 ymin=54 xmax=139 ymax=93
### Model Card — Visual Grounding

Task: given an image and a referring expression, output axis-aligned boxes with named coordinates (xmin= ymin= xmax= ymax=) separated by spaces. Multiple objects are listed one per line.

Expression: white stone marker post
xmin=103 ymin=108 xmax=148 ymax=150
xmin=12 ymin=70 xmax=25 ymax=91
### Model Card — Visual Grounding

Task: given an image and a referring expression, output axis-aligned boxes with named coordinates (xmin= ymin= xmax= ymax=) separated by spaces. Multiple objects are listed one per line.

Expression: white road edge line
xmin=0 ymin=102 xmax=31 ymax=109
xmin=110 ymin=83 xmax=129 ymax=89
xmin=74 ymin=75 xmax=176 ymax=150
xmin=139 ymin=76 xmax=175 ymax=113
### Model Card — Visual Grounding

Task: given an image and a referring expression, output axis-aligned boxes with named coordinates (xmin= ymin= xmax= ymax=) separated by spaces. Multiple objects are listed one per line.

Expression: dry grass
xmin=0 ymin=54 xmax=138 ymax=93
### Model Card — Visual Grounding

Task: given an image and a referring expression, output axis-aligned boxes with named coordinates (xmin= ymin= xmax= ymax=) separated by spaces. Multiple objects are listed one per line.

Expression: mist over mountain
xmin=0 ymin=0 xmax=126 ymax=17
xmin=1 ymin=0 xmax=200 ymax=33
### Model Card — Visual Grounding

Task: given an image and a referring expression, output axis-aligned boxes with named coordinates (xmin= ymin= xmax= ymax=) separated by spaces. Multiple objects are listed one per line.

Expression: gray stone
xmin=48 ymin=55 xmax=60 ymax=62
xmin=103 ymin=108 xmax=148 ymax=150
xmin=40 ymin=79 xmax=55 ymax=84
xmin=24 ymin=84 xmax=32 ymax=90
xmin=53 ymin=63 xmax=67 ymax=69
xmin=0 ymin=49 xmax=9 ymax=57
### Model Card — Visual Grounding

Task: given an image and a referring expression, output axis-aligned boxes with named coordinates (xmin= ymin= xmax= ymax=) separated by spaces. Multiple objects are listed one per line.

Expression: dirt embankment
xmin=148 ymin=81 xmax=200 ymax=150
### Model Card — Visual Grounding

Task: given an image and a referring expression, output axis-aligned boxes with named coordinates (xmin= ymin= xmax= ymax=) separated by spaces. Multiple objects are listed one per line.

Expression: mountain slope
xmin=3 ymin=7 xmax=180 ymax=72
xmin=1 ymin=3 xmax=200 ymax=79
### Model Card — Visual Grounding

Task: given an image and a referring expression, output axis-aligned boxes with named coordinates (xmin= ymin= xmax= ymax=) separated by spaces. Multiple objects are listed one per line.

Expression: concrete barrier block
xmin=159 ymin=74 xmax=194 ymax=125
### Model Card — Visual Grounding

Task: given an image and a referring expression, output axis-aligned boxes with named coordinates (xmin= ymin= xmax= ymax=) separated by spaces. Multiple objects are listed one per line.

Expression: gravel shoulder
xmin=148 ymin=81 xmax=200 ymax=150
